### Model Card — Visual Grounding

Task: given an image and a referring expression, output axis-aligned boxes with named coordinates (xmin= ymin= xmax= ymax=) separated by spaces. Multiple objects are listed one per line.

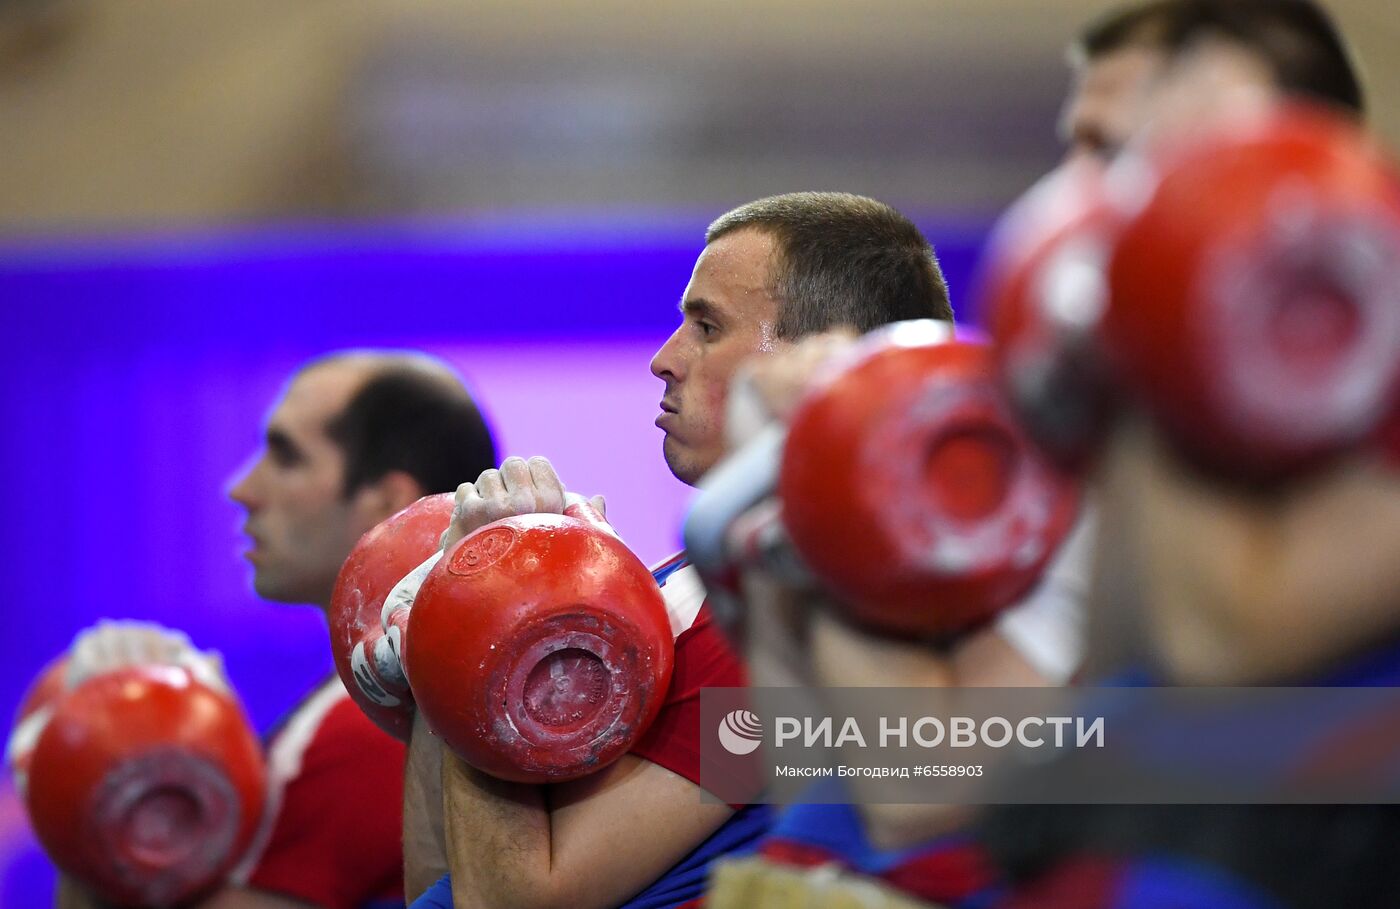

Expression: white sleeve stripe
xmin=659 ymin=564 xmax=707 ymax=639
xmin=996 ymin=579 xmax=1087 ymax=684
xmin=994 ymin=507 xmax=1095 ymax=685
xmin=227 ymin=677 xmax=349 ymax=884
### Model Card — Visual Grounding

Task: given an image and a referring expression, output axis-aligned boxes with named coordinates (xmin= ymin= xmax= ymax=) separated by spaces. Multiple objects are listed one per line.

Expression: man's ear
xmin=355 ymin=470 xmax=427 ymax=524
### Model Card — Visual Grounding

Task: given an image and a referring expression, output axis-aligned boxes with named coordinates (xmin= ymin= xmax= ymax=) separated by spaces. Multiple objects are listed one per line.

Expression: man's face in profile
xmin=229 ymin=362 xmax=373 ymax=607
xmin=1061 ymin=38 xmax=1279 ymax=162
xmin=1060 ymin=44 xmax=1167 ymax=161
xmin=650 ymin=227 xmax=786 ymax=486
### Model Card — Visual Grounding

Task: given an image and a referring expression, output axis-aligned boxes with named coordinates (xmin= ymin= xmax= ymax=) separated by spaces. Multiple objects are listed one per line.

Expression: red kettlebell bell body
xmin=330 ymin=492 xmax=455 ymax=741
xmin=407 ymin=506 xmax=674 ymax=783
xmin=780 ymin=330 xmax=1081 ymax=637
xmin=22 ymin=665 xmax=265 ymax=908
xmin=7 ymin=657 xmax=69 ymax=819
xmin=983 ymin=158 xmax=1123 ymax=467
xmin=8 ymin=657 xmax=69 ymax=791
xmin=1105 ymin=105 xmax=1400 ymax=480
xmin=16 ymin=656 xmax=68 ymax=720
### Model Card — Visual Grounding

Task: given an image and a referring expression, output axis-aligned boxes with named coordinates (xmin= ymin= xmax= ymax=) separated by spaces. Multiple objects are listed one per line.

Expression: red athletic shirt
xmin=230 ymin=676 xmax=406 ymax=909
xmin=629 ymin=553 xmax=746 ymax=789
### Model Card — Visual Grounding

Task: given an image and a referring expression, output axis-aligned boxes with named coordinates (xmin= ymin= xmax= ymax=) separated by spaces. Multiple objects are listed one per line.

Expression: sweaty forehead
xmin=688 ymin=228 xmax=781 ymax=314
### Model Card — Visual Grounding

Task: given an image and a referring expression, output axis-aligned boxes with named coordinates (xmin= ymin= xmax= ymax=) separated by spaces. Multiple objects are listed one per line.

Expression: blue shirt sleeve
xmin=406 ymin=874 xmax=455 ymax=909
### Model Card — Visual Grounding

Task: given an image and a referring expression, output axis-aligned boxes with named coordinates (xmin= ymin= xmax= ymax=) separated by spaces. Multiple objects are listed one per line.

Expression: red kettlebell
xmin=1103 ymin=105 xmax=1400 ymax=480
xmin=11 ymin=662 xmax=265 ymax=908
xmin=779 ymin=324 xmax=1081 ymax=637
xmin=6 ymin=657 xmax=68 ymax=795
xmin=982 ymin=157 xmax=1123 ymax=467
xmin=404 ymin=500 xmax=674 ymax=783
xmin=330 ymin=492 xmax=455 ymax=740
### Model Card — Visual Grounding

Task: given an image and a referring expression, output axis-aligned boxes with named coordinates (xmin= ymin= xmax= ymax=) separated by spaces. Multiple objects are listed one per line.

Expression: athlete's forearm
xmin=441 ymin=750 xmax=559 ymax=909
xmin=403 ymin=711 xmax=450 ymax=900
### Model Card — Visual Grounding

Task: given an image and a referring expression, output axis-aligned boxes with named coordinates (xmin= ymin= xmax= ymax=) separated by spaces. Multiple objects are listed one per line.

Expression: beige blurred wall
xmin=0 ymin=0 xmax=1394 ymax=231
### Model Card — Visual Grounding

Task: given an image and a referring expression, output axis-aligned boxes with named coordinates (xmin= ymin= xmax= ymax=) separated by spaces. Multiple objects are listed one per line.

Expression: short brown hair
xmin=1073 ymin=0 xmax=1364 ymax=117
xmin=706 ymin=192 xmax=954 ymax=339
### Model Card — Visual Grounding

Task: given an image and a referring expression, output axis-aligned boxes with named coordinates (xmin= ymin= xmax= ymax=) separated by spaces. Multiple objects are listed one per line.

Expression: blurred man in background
xmin=1058 ymin=0 xmax=1367 ymax=674
xmin=978 ymin=95 xmax=1400 ymax=907
xmin=54 ymin=351 xmax=497 ymax=909
xmin=1060 ymin=0 xmax=1363 ymax=162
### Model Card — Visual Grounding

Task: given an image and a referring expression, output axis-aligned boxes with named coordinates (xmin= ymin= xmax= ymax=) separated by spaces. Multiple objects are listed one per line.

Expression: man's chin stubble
xmin=662 ymin=438 xmax=702 ymax=487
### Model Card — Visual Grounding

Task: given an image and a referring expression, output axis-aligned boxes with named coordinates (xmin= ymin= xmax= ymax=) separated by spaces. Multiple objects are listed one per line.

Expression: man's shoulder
xmin=649 ymin=551 xmax=709 ymax=639
xmin=230 ymin=678 xmax=406 ymax=893
xmin=642 ymin=550 xmax=745 ymax=698
xmin=268 ymin=676 xmax=406 ymax=775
